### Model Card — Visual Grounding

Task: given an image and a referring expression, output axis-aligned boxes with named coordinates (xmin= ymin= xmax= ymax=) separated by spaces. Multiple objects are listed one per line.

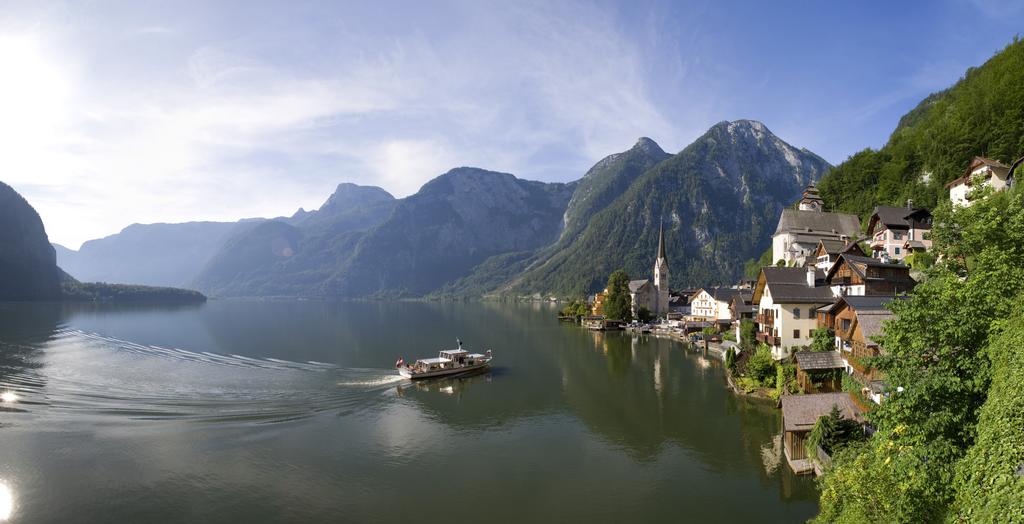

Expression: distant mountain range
xmin=50 ymin=120 xmax=828 ymax=299
xmin=0 ymin=181 xmax=204 ymax=302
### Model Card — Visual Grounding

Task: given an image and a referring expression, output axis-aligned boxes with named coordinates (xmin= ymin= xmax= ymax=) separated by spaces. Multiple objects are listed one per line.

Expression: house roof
xmin=773 ymin=209 xmax=861 ymax=238
xmin=867 ymin=205 xmax=933 ymax=234
xmin=731 ymin=292 xmax=754 ymax=314
xmin=945 ymin=156 xmax=1011 ymax=188
xmin=781 ymin=392 xmax=863 ymax=432
xmin=628 ymin=279 xmax=651 ymax=292
xmin=816 ymin=238 xmax=848 ymax=255
xmin=794 ymin=350 xmax=845 ymax=370
xmin=753 ymin=267 xmax=834 ymax=304
xmin=824 ymin=254 xmax=912 ymax=283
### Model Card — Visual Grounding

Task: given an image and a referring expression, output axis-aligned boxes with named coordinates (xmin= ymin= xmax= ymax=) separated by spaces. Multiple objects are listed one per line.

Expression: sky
xmin=1 ymin=1 xmax=1021 ymax=248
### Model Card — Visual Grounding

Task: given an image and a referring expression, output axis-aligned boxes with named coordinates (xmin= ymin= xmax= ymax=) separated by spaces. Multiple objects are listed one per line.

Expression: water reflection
xmin=0 ymin=480 xmax=12 ymax=521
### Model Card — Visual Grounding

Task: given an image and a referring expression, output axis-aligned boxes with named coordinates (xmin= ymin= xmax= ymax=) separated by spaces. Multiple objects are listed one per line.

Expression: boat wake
xmin=0 ymin=329 xmax=405 ymax=426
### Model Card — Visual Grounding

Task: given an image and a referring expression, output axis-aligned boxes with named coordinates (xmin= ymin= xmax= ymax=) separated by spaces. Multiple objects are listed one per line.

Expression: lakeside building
xmin=866 ymin=203 xmax=933 ymax=262
xmin=781 ymin=392 xmax=864 ymax=475
xmin=946 ymin=156 xmax=1014 ymax=207
xmin=688 ymin=287 xmax=744 ymax=325
xmin=752 ymin=266 xmax=835 ymax=360
xmin=628 ymin=223 xmax=671 ymax=318
xmin=771 ymin=185 xmax=861 ymax=267
xmin=793 ymin=351 xmax=844 ymax=394
xmin=729 ymin=291 xmax=755 ymax=344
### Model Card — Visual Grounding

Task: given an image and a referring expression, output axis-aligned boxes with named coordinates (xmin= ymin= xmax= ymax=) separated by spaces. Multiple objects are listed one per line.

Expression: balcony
xmin=755 ymin=332 xmax=780 ymax=346
xmin=756 ymin=313 xmax=775 ymax=326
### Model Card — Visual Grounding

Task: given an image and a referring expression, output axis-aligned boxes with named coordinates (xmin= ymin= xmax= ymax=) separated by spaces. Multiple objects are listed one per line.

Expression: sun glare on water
xmin=0 ymin=481 xmax=12 ymax=521
xmin=0 ymin=392 xmax=17 ymax=404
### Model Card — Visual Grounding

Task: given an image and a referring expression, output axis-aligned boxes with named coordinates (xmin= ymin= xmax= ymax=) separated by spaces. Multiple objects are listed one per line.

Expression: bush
xmin=746 ymin=344 xmax=775 ymax=385
xmin=725 ymin=348 xmax=736 ymax=370
xmin=809 ymin=327 xmax=835 ymax=352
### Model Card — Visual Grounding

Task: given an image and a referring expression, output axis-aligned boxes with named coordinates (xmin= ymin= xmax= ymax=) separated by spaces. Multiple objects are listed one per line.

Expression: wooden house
xmin=824 ymin=254 xmax=915 ymax=297
xmin=781 ymin=392 xmax=863 ymax=474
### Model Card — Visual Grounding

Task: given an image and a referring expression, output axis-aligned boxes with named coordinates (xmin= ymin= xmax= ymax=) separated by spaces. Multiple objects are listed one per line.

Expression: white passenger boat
xmin=396 ymin=340 xmax=493 ymax=379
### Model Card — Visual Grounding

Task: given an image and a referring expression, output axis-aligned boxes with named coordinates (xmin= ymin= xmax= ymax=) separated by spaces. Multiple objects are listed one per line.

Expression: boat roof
xmin=440 ymin=349 xmax=468 ymax=355
xmin=417 ymin=357 xmax=452 ymax=364
xmin=466 ymin=353 xmax=487 ymax=358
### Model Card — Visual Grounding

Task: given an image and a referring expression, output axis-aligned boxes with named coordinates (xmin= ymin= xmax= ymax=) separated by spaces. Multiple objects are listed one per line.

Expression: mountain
xmin=507 ymin=120 xmax=831 ymax=296
xmin=319 ymin=168 xmax=576 ymax=298
xmin=0 ymin=181 xmax=204 ymax=303
xmin=0 ymin=181 xmax=62 ymax=300
xmin=191 ymin=183 xmax=397 ymax=296
xmin=56 ymin=221 xmax=246 ymax=287
xmin=819 ymin=37 xmax=1024 ymax=218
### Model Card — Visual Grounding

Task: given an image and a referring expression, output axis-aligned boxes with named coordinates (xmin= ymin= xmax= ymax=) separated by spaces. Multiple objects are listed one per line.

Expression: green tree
xmin=809 ymin=327 xmax=835 ymax=352
xmin=603 ymin=270 xmax=633 ymax=322
xmin=740 ymin=319 xmax=756 ymax=349
xmin=745 ymin=344 xmax=775 ymax=386
xmin=636 ymin=306 xmax=654 ymax=323
xmin=743 ymin=246 xmax=774 ymax=281
xmin=815 ymin=184 xmax=1024 ymax=522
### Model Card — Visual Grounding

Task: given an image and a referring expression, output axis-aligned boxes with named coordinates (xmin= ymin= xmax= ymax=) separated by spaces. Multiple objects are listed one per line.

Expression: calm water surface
xmin=0 ymin=300 xmax=817 ymax=523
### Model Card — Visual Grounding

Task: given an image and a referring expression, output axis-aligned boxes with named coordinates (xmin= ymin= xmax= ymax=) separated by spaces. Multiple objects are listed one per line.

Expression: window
xmin=793 ymin=307 xmax=801 ymax=319
xmin=793 ymin=329 xmax=801 ymax=339
xmin=894 ymin=247 xmax=901 ymax=255
xmin=841 ymin=319 xmax=851 ymax=332
xmin=893 ymin=231 xmax=903 ymax=240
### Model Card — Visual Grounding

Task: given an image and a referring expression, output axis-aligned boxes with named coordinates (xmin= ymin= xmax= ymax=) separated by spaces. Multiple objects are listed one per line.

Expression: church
xmin=628 ymin=223 xmax=671 ymax=318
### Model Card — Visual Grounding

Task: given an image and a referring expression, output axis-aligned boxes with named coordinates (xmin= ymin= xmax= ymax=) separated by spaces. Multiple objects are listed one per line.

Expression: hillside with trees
xmin=818 ymin=37 xmax=1024 ymax=219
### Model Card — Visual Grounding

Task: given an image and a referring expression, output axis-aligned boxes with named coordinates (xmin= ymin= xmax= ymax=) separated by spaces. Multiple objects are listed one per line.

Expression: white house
xmin=752 ymin=266 xmax=835 ymax=360
xmin=771 ymin=185 xmax=861 ymax=267
xmin=946 ymin=156 xmax=1013 ymax=207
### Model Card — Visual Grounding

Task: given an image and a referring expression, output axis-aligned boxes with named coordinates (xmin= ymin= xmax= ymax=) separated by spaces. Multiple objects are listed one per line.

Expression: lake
xmin=0 ymin=300 xmax=818 ymax=523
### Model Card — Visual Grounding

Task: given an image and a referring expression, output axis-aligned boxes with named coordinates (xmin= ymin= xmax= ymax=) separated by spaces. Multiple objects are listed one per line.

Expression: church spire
xmin=657 ymin=220 xmax=666 ymax=260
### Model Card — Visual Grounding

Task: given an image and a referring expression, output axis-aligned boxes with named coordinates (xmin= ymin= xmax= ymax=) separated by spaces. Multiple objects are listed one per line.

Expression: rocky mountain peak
xmin=632 ymin=137 xmax=665 ymax=156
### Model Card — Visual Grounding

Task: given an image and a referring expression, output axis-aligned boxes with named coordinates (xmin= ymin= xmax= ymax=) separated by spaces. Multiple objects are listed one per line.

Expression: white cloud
xmin=0 ymin=2 xmax=675 ymax=248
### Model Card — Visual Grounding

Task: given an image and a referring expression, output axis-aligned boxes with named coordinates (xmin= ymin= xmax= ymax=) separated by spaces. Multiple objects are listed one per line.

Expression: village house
xmin=752 ymin=266 xmax=835 ymax=360
xmin=824 ymin=253 xmax=916 ymax=297
xmin=729 ymin=291 xmax=755 ymax=344
xmin=688 ymin=287 xmax=744 ymax=326
xmin=793 ymin=350 xmax=844 ymax=393
xmin=772 ymin=184 xmax=861 ymax=266
xmin=817 ymin=295 xmax=904 ymax=403
xmin=627 ymin=223 xmax=671 ymax=318
xmin=866 ymin=202 xmax=933 ymax=262
xmin=811 ymin=238 xmax=866 ymax=273
xmin=781 ymin=392 xmax=863 ymax=474
xmin=946 ymin=156 xmax=1014 ymax=207
xmin=590 ymin=289 xmax=607 ymax=317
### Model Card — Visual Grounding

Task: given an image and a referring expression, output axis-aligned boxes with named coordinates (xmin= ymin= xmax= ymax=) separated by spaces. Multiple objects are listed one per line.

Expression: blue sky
xmin=1 ymin=0 xmax=1021 ymax=248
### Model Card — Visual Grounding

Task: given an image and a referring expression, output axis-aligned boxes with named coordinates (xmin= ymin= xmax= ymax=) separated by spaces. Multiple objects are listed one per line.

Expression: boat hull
xmin=399 ymin=362 xmax=490 ymax=380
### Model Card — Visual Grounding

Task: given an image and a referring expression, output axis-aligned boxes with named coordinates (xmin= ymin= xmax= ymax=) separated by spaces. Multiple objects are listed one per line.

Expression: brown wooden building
xmin=824 ymin=254 xmax=916 ymax=297
xmin=781 ymin=393 xmax=863 ymax=474
xmin=794 ymin=351 xmax=845 ymax=393
xmin=817 ymin=296 xmax=906 ymax=389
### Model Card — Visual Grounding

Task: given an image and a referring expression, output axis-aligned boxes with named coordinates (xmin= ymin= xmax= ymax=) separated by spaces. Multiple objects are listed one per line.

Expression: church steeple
xmin=657 ymin=220 xmax=667 ymax=261
xmin=653 ymin=219 xmax=670 ymax=317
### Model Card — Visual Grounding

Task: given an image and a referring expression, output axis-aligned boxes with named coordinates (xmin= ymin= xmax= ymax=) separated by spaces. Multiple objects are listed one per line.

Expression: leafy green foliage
xmin=807 ymin=405 xmax=866 ymax=459
xmin=815 ymin=183 xmax=1024 ymax=521
xmin=776 ymin=363 xmax=796 ymax=396
xmin=62 ymin=279 xmax=206 ymax=303
xmin=743 ymin=246 xmax=774 ymax=281
xmin=635 ymin=306 xmax=654 ymax=323
xmin=725 ymin=347 xmax=736 ymax=370
xmin=809 ymin=327 xmax=835 ymax=352
xmin=740 ymin=319 xmax=756 ymax=350
xmin=745 ymin=344 xmax=776 ymax=386
xmin=603 ymin=270 xmax=633 ymax=322
xmin=560 ymin=299 xmax=590 ymax=319
xmin=949 ymin=307 xmax=1024 ymax=522
xmin=818 ymin=37 xmax=1024 ymax=220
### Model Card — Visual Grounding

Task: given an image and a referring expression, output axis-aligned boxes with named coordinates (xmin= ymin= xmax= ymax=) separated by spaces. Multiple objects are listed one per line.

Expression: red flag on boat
xmin=395 ymin=358 xmax=404 ymax=368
